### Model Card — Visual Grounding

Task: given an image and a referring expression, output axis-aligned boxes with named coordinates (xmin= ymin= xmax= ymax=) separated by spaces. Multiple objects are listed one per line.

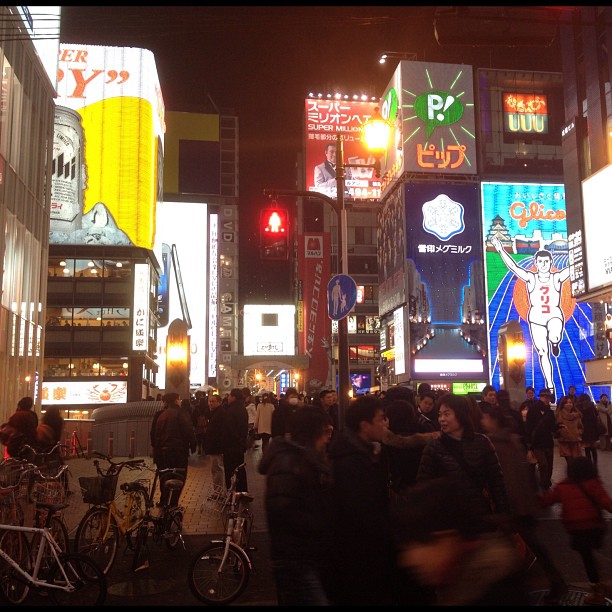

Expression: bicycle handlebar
xmin=91 ymin=452 xmax=145 ymax=476
xmin=20 ymin=442 xmax=68 ymax=458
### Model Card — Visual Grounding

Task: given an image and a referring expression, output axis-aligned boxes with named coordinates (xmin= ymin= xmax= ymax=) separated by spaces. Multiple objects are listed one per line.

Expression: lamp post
xmin=264 ymin=108 xmax=391 ymax=429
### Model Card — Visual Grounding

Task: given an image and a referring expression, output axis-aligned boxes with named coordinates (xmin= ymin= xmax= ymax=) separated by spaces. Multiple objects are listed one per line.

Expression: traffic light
xmin=260 ymin=207 xmax=289 ymax=260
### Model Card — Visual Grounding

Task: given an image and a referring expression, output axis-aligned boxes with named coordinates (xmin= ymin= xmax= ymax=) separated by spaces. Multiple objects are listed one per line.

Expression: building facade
xmin=0 ymin=7 xmax=57 ymax=423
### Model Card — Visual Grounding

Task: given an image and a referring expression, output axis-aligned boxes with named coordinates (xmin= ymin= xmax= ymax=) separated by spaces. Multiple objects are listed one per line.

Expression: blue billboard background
xmin=482 ymin=182 xmax=607 ymax=400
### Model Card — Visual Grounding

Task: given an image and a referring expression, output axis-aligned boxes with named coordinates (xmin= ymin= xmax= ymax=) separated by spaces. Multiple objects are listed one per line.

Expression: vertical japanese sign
xmin=132 ymin=263 xmax=149 ymax=351
xmin=297 ymin=233 xmax=332 ymax=393
xmin=305 ymin=98 xmax=381 ymax=201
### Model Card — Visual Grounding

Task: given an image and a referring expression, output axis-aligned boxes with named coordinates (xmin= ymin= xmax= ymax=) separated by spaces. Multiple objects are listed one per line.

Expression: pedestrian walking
xmin=204 ymin=393 xmax=226 ymax=492
xmin=327 ymin=395 xmax=399 ymax=606
xmin=539 ymin=456 xmax=612 ymax=605
xmin=254 ymin=393 xmax=275 ymax=453
xmin=525 ymin=389 xmax=557 ymax=491
xmin=151 ymin=392 xmax=196 ymax=505
xmin=596 ymin=393 xmax=612 ymax=451
xmin=258 ymin=406 xmax=334 ymax=605
xmin=222 ymin=388 xmax=248 ymax=492
xmin=555 ymin=394 xmax=584 ymax=466
xmin=577 ymin=393 xmax=601 ymax=467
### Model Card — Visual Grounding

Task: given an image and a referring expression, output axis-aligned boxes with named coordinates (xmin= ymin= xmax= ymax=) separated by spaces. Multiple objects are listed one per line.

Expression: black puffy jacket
xmin=417 ymin=431 xmax=510 ymax=518
xmin=258 ymin=436 xmax=333 ymax=561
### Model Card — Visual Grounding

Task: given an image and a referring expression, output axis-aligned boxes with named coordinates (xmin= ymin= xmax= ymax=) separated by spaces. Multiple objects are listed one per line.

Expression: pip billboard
xmin=405 ymin=183 xmax=488 ymax=381
xmin=482 ymin=182 xmax=606 ymax=399
xmin=54 ymin=44 xmax=165 ymax=249
xmin=380 ymin=61 xmax=477 ymax=198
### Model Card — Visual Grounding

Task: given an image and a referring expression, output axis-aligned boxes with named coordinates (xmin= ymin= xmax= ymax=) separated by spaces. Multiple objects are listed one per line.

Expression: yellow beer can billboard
xmin=54 ymin=44 xmax=165 ymax=249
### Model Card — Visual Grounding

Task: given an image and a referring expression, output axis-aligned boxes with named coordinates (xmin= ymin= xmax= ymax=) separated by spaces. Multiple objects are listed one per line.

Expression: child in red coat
xmin=540 ymin=456 xmax=612 ymax=605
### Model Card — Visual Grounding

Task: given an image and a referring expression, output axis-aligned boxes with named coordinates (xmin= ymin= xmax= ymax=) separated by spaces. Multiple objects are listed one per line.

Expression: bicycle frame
xmin=0 ymin=522 xmax=76 ymax=593
xmin=91 ymin=487 xmax=147 ymax=541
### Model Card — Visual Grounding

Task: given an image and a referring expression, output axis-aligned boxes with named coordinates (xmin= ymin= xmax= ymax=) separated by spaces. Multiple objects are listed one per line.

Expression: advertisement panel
xmin=41 ymin=380 xmax=127 ymax=405
xmin=243 ymin=305 xmax=296 ymax=356
xmin=482 ymin=181 xmax=606 ymax=399
xmin=377 ymin=186 xmax=406 ymax=317
xmin=297 ymin=233 xmax=332 ymax=394
xmin=54 ymin=44 xmax=164 ymax=249
xmin=582 ymin=164 xmax=612 ymax=293
xmin=154 ymin=202 xmax=208 ymax=390
xmin=405 ymin=183 xmax=487 ymax=381
xmin=305 ymin=98 xmax=381 ymax=201
xmin=380 ymin=61 xmax=477 ymax=198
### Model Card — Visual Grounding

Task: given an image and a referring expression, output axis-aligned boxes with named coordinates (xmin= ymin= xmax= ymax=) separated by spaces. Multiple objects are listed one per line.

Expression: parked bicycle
xmin=73 ymin=451 xmax=147 ymax=574
xmin=0 ymin=463 xmax=106 ymax=605
xmin=188 ymin=462 xmax=256 ymax=605
xmin=130 ymin=465 xmax=186 ymax=571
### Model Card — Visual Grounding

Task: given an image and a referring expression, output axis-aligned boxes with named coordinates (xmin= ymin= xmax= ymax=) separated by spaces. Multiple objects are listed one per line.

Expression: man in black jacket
xmin=525 ymin=388 xmax=557 ymax=491
xmin=152 ymin=392 xmax=196 ymax=505
xmin=222 ymin=388 xmax=249 ymax=492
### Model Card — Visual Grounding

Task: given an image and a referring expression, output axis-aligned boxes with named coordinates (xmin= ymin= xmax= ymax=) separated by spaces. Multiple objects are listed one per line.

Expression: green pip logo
xmin=415 ymin=91 xmax=464 ymax=139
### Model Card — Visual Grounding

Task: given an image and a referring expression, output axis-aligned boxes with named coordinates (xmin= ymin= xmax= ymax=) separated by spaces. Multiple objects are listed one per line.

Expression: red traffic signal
xmin=260 ymin=208 xmax=289 ymax=260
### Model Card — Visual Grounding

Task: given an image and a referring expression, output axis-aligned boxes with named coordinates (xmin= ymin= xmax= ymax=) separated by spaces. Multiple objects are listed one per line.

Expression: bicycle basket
xmin=79 ymin=474 xmax=118 ymax=504
xmin=33 ymin=480 xmax=65 ymax=505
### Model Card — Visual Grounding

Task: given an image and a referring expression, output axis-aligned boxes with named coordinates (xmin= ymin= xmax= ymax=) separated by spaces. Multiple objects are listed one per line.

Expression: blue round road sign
xmin=327 ymin=274 xmax=357 ymax=321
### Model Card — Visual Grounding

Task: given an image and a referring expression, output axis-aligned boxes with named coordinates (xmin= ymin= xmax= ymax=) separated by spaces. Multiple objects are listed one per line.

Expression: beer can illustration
xmin=50 ymin=105 xmax=84 ymax=234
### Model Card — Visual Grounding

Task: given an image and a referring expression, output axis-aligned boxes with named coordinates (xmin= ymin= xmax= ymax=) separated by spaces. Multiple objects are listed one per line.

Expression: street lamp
xmin=264 ymin=107 xmax=391 ymax=429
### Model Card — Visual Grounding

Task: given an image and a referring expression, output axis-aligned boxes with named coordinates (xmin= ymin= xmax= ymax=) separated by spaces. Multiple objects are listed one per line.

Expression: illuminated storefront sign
xmin=503 ymin=92 xmax=548 ymax=134
xmin=41 ymin=380 xmax=128 ymax=404
xmin=55 ymin=44 xmax=164 ymax=249
xmin=132 ymin=263 xmax=149 ymax=351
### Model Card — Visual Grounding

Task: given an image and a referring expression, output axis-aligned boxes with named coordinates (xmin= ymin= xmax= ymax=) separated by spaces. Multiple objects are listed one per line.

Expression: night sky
xmin=59 ymin=6 xmax=563 ymax=304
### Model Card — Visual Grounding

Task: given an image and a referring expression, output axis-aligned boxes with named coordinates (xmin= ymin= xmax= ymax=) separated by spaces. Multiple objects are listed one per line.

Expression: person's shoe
xmin=584 ymin=583 xmax=607 ymax=606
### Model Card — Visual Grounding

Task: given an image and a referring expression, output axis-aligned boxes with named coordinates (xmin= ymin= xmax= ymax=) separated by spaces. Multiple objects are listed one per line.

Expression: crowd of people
xmin=5 ymin=382 xmax=612 ymax=606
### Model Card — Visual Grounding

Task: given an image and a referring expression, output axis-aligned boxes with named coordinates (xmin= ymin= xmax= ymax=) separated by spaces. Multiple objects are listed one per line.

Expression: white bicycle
xmin=0 ymin=475 xmax=107 ymax=605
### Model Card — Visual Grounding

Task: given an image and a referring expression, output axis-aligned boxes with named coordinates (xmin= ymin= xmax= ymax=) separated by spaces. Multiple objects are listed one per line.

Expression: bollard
xmin=108 ymin=431 xmax=114 ymax=458
xmin=129 ymin=431 xmax=135 ymax=459
xmin=71 ymin=431 xmax=78 ymax=457
xmin=87 ymin=432 xmax=93 ymax=459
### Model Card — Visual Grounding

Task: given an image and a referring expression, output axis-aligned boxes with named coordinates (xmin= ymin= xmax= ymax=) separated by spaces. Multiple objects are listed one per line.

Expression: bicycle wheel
xmin=39 ymin=516 xmax=70 ymax=578
xmin=74 ymin=507 xmax=118 ymax=576
xmin=0 ymin=529 xmax=32 ymax=604
xmin=49 ymin=552 xmax=107 ymax=606
xmin=188 ymin=542 xmax=251 ymax=605
xmin=165 ymin=508 xmax=183 ymax=550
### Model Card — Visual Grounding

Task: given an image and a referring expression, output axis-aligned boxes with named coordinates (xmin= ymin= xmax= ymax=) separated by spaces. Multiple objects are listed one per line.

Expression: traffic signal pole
xmin=264 ymin=160 xmax=350 ymax=430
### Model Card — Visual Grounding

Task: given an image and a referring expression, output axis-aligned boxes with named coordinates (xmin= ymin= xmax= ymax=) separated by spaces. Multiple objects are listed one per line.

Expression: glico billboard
xmin=304 ymin=98 xmax=381 ymax=201
xmin=53 ymin=44 xmax=165 ymax=249
xmin=482 ymin=182 xmax=606 ymax=399
xmin=379 ymin=61 xmax=477 ymax=199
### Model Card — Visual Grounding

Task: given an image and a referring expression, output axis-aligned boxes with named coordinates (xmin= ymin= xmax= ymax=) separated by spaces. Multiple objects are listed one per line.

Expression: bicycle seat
xmin=164 ymin=479 xmax=185 ymax=491
xmin=235 ymin=492 xmax=254 ymax=503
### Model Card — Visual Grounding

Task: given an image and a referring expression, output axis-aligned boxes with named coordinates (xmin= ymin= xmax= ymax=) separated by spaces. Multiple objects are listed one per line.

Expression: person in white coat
xmin=255 ymin=393 xmax=276 ymax=453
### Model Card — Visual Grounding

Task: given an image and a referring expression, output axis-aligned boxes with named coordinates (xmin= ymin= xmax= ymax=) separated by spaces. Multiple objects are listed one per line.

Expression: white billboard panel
xmin=243 ymin=305 xmax=296 ymax=356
